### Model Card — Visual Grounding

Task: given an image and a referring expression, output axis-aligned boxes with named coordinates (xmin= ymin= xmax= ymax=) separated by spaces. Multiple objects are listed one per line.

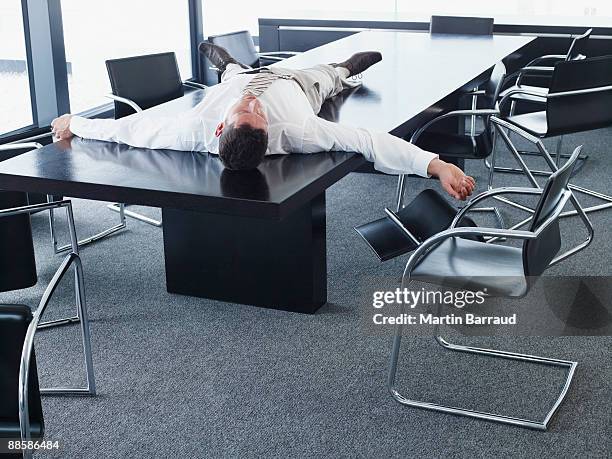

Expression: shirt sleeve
xmin=70 ymin=112 xmax=208 ymax=152
xmin=301 ymin=117 xmax=438 ymax=177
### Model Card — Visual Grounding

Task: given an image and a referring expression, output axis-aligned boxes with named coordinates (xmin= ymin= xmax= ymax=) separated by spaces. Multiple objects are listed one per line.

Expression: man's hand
xmin=51 ymin=114 xmax=74 ymax=140
xmin=427 ymin=158 xmax=476 ymax=201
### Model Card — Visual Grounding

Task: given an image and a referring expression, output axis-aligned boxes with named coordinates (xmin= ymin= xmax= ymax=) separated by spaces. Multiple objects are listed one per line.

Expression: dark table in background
xmin=0 ymin=31 xmax=533 ymax=313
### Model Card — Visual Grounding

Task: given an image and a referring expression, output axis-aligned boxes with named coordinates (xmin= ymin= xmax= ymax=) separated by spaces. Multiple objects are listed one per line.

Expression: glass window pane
xmin=202 ymin=1 xmax=397 ymax=37
xmin=61 ymin=0 xmax=192 ymax=113
xmin=395 ymin=0 xmax=612 ymax=26
xmin=204 ymin=0 xmax=612 ymax=35
xmin=0 ymin=0 xmax=33 ymax=135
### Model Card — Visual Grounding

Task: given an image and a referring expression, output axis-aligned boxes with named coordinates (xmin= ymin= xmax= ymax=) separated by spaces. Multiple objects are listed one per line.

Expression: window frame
xmin=1 ymin=0 xmax=203 ymax=142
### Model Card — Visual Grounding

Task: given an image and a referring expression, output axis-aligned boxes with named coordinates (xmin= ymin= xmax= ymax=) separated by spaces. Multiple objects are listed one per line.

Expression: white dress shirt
xmin=70 ymin=71 xmax=438 ymax=177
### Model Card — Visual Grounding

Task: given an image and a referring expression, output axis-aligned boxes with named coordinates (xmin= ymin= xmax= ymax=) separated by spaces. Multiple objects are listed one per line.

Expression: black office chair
xmin=429 ymin=15 xmax=494 ymax=35
xmin=395 ymin=62 xmax=506 ymax=228
xmin=104 ymin=52 xmax=207 ymax=227
xmin=0 ymin=194 xmax=96 ymax=458
xmin=355 ymin=189 xmax=482 ymax=262
xmin=0 ymin=305 xmax=44 ymax=459
xmin=429 ymin=16 xmax=495 ymax=139
xmin=106 ymin=51 xmax=206 ymax=118
xmin=365 ymin=147 xmax=592 ymax=430
xmin=207 ymin=30 xmax=298 ymax=79
xmin=491 ymin=55 xmax=612 ymax=218
xmin=500 ymin=28 xmax=593 ymax=110
xmin=0 ymin=142 xmax=125 ymax=253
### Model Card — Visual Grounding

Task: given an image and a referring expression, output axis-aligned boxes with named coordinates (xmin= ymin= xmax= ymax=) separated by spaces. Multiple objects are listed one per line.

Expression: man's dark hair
xmin=218 ymin=124 xmax=268 ymax=170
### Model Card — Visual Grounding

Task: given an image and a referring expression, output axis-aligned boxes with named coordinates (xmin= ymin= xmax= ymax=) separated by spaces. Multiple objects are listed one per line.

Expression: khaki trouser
xmin=222 ymin=63 xmax=354 ymax=114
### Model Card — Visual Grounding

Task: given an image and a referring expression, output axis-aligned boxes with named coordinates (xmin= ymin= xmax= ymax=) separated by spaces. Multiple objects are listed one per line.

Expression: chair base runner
xmin=487 ymin=118 xmax=612 ymax=220
xmin=388 ymin=335 xmax=577 ymax=431
xmin=108 ymin=203 xmax=162 ymax=227
xmin=49 ymin=198 xmax=127 ymax=253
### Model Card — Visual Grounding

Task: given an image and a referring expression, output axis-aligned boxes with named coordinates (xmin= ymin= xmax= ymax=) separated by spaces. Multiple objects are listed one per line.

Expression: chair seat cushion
xmin=355 ymin=190 xmax=481 ymax=262
xmin=506 ymin=111 xmax=548 ymax=136
xmin=411 ymin=238 xmax=528 ymax=297
xmin=416 ymin=131 xmax=492 ymax=159
xmin=500 ymin=85 xmax=548 ymax=103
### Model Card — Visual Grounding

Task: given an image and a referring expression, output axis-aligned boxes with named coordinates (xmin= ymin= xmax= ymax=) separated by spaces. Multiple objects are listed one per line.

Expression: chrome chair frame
xmin=395 ymin=108 xmax=505 ymax=229
xmin=206 ymin=30 xmax=300 ymax=75
xmin=1 ymin=140 xmax=127 ymax=253
xmin=207 ymin=51 xmax=301 ymax=74
xmin=104 ymin=82 xmax=207 ymax=227
xmin=501 ymin=29 xmax=592 ymax=166
xmin=387 ymin=179 xmax=593 ymax=430
xmin=486 ymin=85 xmax=612 ymax=218
xmin=0 ymin=200 xmax=96 ymax=458
xmin=505 ymin=28 xmax=592 ymax=97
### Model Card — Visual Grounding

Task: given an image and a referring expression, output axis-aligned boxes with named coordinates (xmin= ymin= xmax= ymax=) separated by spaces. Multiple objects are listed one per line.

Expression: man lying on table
xmin=51 ymin=43 xmax=475 ymax=200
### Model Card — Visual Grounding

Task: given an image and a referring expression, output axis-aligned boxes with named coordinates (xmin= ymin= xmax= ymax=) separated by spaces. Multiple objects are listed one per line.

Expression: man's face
xmin=215 ymin=95 xmax=268 ymax=137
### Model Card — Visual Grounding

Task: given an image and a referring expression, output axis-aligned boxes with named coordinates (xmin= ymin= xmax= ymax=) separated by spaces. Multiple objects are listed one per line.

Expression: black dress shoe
xmin=331 ymin=51 xmax=382 ymax=77
xmin=198 ymin=41 xmax=249 ymax=74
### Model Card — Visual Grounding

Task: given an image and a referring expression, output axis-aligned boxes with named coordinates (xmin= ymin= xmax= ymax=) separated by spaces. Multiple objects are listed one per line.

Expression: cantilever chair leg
xmin=36 ymin=254 xmax=96 ymax=397
xmin=13 ymin=200 xmax=97 ymax=453
xmin=107 ymin=202 xmax=162 ymax=227
xmin=488 ymin=120 xmax=612 ymax=218
xmin=48 ymin=197 xmax=128 ymax=254
xmin=387 ymin=281 xmax=577 ymax=431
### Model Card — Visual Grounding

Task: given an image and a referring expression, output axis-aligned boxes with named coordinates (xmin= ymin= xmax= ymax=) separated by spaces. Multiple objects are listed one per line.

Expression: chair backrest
xmin=0 ymin=305 xmax=44 ymax=440
xmin=430 ymin=16 xmax=494 ymax=35
xmin=0 ymin=191 xmax=37 ymax=292
xmin=208 ymin=30 xmax=260 ymax=68
xmin=481 ymin=61 xmax=507 ymax=109
xmin=474 ymin=62 xmax=506 ymax=155
xmin=106 ymin=52 xmax=184 ymax=119
xmin=566 ymin=28 xmax=592 ymax=61
xmin=546 ymin=56 xmax=612 ymax=136
xmin=522 ymin=147 xmax=581 ymax=276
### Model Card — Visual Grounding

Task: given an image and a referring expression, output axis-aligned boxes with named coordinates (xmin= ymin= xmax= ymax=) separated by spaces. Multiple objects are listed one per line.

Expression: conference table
xmin=0 ymin=31 xmax=534 ymax=313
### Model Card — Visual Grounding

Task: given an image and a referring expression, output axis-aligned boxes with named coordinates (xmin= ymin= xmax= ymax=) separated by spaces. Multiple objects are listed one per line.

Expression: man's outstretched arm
xmin=51 ymin=113 xmax=208 ymax=152
xmin=303 ymin=117 xmax=475 ymax=200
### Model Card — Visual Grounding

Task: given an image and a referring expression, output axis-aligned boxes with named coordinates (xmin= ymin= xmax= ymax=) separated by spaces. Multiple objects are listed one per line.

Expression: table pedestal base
xmin=162 ymin=193 xmax=327 ymax=313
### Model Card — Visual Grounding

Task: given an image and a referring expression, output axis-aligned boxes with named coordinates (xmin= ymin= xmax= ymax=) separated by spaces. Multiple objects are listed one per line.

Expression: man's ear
xmin=215 ymin=122 xmax=224 ymax=137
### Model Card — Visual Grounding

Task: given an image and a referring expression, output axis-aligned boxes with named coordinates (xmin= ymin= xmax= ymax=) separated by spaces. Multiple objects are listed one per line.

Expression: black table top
xmin=278 ymin=31 xmax=534 ymax=135
xmin=0 ymin=31 xmax=533 ymax=219
xmin=0 ymin=135 xmax=363 ymax=219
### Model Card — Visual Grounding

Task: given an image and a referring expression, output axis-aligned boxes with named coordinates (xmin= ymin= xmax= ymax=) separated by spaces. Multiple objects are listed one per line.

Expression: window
xmin=0 ymin=0 xmax=33 ymax=135
xmin=202 ymin=0 xmax=612 ymax=37
xmin=61 ymin=0 xmax=192 ymax=113
xmin=395 ymin=0 xmax=612 ymax=26
xmin=202 ymin=1 xmax=397 ymax=37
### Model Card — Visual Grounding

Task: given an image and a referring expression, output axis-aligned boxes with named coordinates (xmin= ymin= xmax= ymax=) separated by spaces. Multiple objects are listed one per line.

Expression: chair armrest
xmin=104 ymin=94 xmax=143 ymax=113
xmin=259 ymin=51 xmax=300 ymax=58
xmin=259 ymin=55 xmax=285 ymax=62
xmin=497 ymin=88 xmax=550 ymax=113
xmin=0 ymin=142 xmax=43 ymax=151
xmin=183 ymin=81 xmax=208 ymax=90
xmin=403 ymin=224 xmax=537 ymax=276
xmin=3 ymin=131 xmax=53 ymax=149
xmin=489 ymin=115 xmax=543 ymax=145
xmin=0 ymin=199 xmax=80 ymax=254
xmin=526 ymin=55 xmax=566 ymax=67
xmin=516 ymin=66 xmax=555 ymax=86
xmin=0 ymin=199 xmax=73 ymax=218
xmin=410 ymin=109 xmax=499 ymax=143
xmin=451 ymin=187 xmax=543 ymax=228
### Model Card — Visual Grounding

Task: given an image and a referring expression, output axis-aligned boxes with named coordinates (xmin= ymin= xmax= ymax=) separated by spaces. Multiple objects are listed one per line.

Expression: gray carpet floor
xmin=2 ymin=128 xmax=611 ymax=458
